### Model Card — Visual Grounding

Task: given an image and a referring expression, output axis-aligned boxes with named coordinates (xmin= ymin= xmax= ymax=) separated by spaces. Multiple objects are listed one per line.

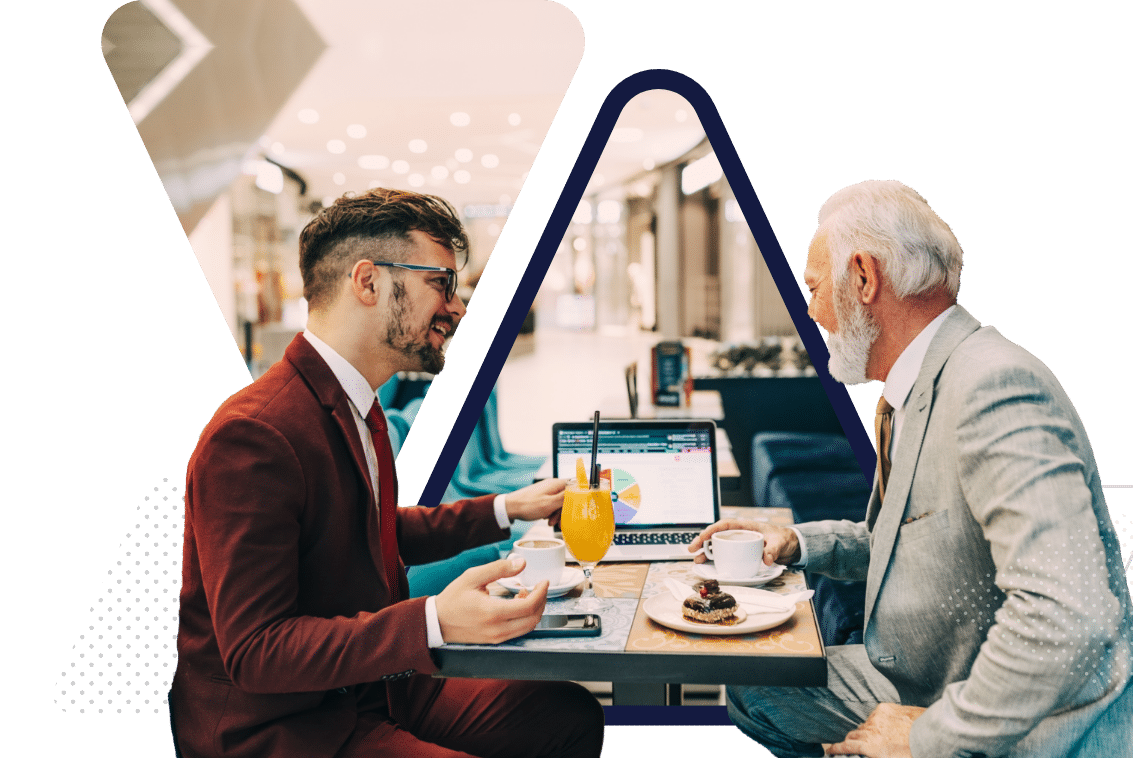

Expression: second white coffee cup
xmin=510 ymin=538 xmax=567 ymax=588
xmin=704 ymin=529 xmax=765 ymax=579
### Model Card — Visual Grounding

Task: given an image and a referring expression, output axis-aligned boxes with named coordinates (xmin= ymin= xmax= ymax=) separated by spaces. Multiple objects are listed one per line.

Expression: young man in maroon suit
xmin=171 ymin=189 xmax=604 ymax=758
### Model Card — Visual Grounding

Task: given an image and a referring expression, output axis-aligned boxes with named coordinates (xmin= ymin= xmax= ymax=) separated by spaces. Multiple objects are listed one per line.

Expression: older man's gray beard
xmin=826 ymin=277 xmax=879 ymax=385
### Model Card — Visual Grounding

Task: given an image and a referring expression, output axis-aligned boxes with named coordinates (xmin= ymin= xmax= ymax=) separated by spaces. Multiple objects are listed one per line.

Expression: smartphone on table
xmin=524 ymin=614 xmax=602 ymax=638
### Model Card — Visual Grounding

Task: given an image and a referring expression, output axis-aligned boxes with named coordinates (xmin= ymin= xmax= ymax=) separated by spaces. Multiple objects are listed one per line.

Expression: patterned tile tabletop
xmin=450 ymin=509 xmax=822 ymax=659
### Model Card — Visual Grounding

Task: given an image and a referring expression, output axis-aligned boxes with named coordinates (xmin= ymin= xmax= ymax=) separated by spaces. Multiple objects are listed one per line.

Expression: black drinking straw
xmin=589 ymin=410 xmax=601 ymax=489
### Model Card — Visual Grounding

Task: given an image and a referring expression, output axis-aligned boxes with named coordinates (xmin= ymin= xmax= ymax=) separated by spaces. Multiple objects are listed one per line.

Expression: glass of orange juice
xmin=560 ymin=480 xmax=615 ymax=612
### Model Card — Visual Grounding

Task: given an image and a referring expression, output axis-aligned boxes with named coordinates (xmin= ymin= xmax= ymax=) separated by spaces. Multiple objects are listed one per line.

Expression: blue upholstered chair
xmin=379 ymin=375 xmax=546 ymax=597
xmin=751 ymin=431 xmax=870 ymax=646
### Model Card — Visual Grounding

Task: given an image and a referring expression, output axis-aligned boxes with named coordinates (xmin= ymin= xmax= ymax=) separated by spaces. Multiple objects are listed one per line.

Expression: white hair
xmin=817 ymin=180 xmax=963 ymax=299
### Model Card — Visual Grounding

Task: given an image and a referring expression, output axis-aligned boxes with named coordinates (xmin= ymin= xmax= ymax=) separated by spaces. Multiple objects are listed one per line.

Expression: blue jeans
xmin=725 ymin=645 xmax=898 ymax=758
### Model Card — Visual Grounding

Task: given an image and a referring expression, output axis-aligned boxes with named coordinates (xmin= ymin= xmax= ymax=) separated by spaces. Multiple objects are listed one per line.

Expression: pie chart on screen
xmin=601 ymin=468 xmax=642 ymax=524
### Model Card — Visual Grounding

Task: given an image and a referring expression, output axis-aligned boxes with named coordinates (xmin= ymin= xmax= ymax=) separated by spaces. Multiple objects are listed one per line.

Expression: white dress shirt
xmin=303 ymin=330 xmax=511 ymax=646
xmin=792 ymin=305 xmax=956 ymax=566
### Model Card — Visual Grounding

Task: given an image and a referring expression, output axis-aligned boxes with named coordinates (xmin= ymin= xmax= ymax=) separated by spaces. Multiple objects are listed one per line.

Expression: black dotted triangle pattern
xmin=55 ymin=478 xmax=182 ymax=714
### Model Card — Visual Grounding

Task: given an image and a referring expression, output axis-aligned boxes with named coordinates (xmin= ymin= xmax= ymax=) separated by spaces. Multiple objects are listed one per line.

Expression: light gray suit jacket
xmin=796 ymin=306 xmax=1132 ymax=758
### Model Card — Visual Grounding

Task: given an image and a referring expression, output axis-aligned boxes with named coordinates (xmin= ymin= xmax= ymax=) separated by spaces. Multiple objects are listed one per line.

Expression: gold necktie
xmin=875 ymin=396 xmax=894 ymax=502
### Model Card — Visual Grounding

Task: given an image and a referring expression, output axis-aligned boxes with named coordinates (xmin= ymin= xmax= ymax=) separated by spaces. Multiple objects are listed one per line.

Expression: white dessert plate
xmin=642 ymin=591 xmax=794 ymax=636
xmin=692 ymin=561 xmax=785 ymax=586
xmin=498 ymin=567 xmax=585 ymax=598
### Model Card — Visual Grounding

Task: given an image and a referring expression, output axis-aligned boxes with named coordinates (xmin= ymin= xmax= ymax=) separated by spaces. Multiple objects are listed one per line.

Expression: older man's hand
xmin=503 ymin=478 xmax=568 ymax=525
xmin=687 ymin=519 xmax=800 ymax=566
xmin=826 ymin=703 xmax=927 ymax=757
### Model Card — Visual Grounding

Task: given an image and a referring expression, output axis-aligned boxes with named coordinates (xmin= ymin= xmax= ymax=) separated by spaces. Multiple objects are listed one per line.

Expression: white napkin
xmin=664 ymin=578 xmax=812 ymax=612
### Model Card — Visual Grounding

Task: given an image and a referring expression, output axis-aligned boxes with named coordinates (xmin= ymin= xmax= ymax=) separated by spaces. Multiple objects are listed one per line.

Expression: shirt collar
xmin=882 ymin=304 xmax=956 ymax=412
xmin=303 ymin=329 xmax=380 ymax=418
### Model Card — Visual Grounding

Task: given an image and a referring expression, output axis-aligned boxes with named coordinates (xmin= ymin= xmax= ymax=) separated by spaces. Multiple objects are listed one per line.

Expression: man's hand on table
xmin=826 ymin=703 xmax=926 ymax=758
xmin=504 ymin=478 xmax=567 ymax=527
xmin=688 ymin=519 xmax=800 ymax=566
xmin=435 ymin=558 xmax=549 ymax=644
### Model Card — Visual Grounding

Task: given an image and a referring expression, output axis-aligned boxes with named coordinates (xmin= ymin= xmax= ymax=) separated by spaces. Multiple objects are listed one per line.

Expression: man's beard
xmin=384 ymin=280 xmax=452 ymax=374
xmin=826 ymin=275 xmax=879 ymax=385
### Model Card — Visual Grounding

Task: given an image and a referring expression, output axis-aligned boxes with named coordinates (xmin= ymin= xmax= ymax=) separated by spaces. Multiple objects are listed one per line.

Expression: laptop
xmin=551 ymin=419 xmax=721 ymax=561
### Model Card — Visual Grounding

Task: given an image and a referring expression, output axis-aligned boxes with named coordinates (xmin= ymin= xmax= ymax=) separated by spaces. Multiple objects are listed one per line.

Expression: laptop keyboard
xmin=613 ymin=531 xmax=696 ymax=546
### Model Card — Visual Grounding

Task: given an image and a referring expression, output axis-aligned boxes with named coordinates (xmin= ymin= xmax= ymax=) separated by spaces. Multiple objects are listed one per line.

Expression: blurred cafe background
xmin=106 ymin=0 xmax=857 ymax=705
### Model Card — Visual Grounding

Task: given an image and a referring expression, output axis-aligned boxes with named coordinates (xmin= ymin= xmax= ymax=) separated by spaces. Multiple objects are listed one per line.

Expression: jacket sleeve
xmin=187 ymin=416 xmax=440 ymax=694
xmin=794 ymin=519 xmax=872 ymax=582
xmin=395 ymin=495 xmax=510 ymax=566
xmin=909 ymin=361 xmax=1126 ymax=757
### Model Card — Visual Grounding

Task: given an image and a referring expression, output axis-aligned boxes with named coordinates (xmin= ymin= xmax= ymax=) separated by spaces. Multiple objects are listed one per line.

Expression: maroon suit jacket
xmin=172 ymin=334 xmax=509 ymax=758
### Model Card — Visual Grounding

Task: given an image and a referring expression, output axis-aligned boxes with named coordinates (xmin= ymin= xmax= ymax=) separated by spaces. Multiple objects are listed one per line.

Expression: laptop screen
xmin=552 ymin=420 xmax=720 ymax=529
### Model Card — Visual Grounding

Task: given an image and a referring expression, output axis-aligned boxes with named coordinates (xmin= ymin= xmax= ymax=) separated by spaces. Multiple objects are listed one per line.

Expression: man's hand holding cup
xmin=688 ymin=520 xmax=801 ymax=567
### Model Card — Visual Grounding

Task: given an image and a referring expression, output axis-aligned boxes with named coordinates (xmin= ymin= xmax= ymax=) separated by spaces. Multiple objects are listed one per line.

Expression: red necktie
xmin=364 ymin=405 xmax=401 ymax=602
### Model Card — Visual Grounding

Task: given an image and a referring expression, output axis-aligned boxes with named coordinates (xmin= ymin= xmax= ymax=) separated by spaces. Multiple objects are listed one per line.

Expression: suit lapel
xmin=864 ymin=306 xmax=981 ymax=625
xmin=284 ymin=335 xmax=389 ymax=586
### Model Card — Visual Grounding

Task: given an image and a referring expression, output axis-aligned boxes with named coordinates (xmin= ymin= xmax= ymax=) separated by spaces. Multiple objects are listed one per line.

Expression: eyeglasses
xmin=371 ymin=261 xmax=458 ymax=302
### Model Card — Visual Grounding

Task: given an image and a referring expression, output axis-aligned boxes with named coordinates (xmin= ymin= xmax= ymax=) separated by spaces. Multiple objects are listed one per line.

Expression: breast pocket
xmin=897 ymin=508 xmax=950 ymax=542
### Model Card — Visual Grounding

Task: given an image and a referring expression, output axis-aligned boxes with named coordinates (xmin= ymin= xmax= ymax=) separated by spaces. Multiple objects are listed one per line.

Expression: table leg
xmin=611 ymin=683 xmax=683 ymax=705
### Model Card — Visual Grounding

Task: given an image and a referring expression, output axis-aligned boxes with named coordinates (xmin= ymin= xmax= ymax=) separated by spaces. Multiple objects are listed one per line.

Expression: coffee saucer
xmin=692 ymin=562 xmax=785 ymax=586
xmin=498 ymin=567 xmax=585 ymax=598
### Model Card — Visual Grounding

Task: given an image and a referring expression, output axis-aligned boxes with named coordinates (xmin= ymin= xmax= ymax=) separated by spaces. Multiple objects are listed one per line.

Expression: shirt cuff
xmin=425 ymin=595 xmax=444 ymax=648
xmin=789 ymin=527 xmax=809 ymax=567
xmin=493 ymin=493 xmax=511 ymax=529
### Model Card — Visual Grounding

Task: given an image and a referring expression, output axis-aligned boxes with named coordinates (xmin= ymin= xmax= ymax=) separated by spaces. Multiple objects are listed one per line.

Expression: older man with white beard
xmin=689 ymin=181 xmax=1132 ymax=758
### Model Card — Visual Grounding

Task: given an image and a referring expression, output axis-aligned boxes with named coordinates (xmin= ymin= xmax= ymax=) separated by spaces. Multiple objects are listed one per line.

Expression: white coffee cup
xmin=510 ymin=538 xmax=567 ymax=588
xmin=703 ymin=529 xmax=765 ymax=579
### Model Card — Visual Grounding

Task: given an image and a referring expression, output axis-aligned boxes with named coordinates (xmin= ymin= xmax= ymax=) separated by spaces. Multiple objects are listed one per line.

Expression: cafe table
xmin=434 ymin=507 xmax=826 ymax=706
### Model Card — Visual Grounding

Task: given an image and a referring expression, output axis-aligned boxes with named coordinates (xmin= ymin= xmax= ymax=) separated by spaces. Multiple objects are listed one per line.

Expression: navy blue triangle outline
xmin=419 ymin=68 xmax=876 ymax=507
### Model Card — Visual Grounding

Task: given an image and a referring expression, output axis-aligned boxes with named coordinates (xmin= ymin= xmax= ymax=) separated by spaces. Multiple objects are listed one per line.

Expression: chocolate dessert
xmin=681 ymin=579 xmax=739 ymax=624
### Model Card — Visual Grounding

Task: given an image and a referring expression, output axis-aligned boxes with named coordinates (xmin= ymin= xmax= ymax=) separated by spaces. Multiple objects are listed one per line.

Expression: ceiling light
xmin=675 ymin=109 xmax=689 ymax=123
xmin=681 ymin=151 xmax=722 ymax=194
xmin=481 ymin=154 xmax=499 ymax=168
xmin=597 ymin=200 xmax=622 ymax=224
xmin=572 ymin=237 xmax=587 ymax=251
xmin=251 ymin=161 xmax=283 ymax=194
xmin=347 ymin=124 xmax=367 ymax=139
xmin=450 ymin=112 xmax=470 ymax=127
xmin=408 ymin=174 xmax=425 ymax=187
xmin=455 ymin=148 xmax=473 ymax=163
xmin=327 ymin=139 xmax=346 ymax=154
xmin=298 ymin=108 xmax=319 ymax=124
xmin=359 ymin=155 xmax=389 ymax=170
xmin=333 ymin=173 xmax=346 ymax=186
xmin=725 ymin=199 xmax=745 ymax=223
xmin=508 ymin=113 xmax=521 ymax=126
xmin=611 ymin=127 xmax=643 ymax=143
xmin=573 ymin=200 xmax=592 ymax=224
xmin=463 ymin=204 xmax=510 ymax=218
xmin=453 ymin=170 xmax=471 ymax=184
xmin=408 ymin=139 xmax=428 ymax=153
xmin=392 ymin=160 xmax=410 ymax=174
xmin=431 ymin=166 xmax=449 ymax=180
